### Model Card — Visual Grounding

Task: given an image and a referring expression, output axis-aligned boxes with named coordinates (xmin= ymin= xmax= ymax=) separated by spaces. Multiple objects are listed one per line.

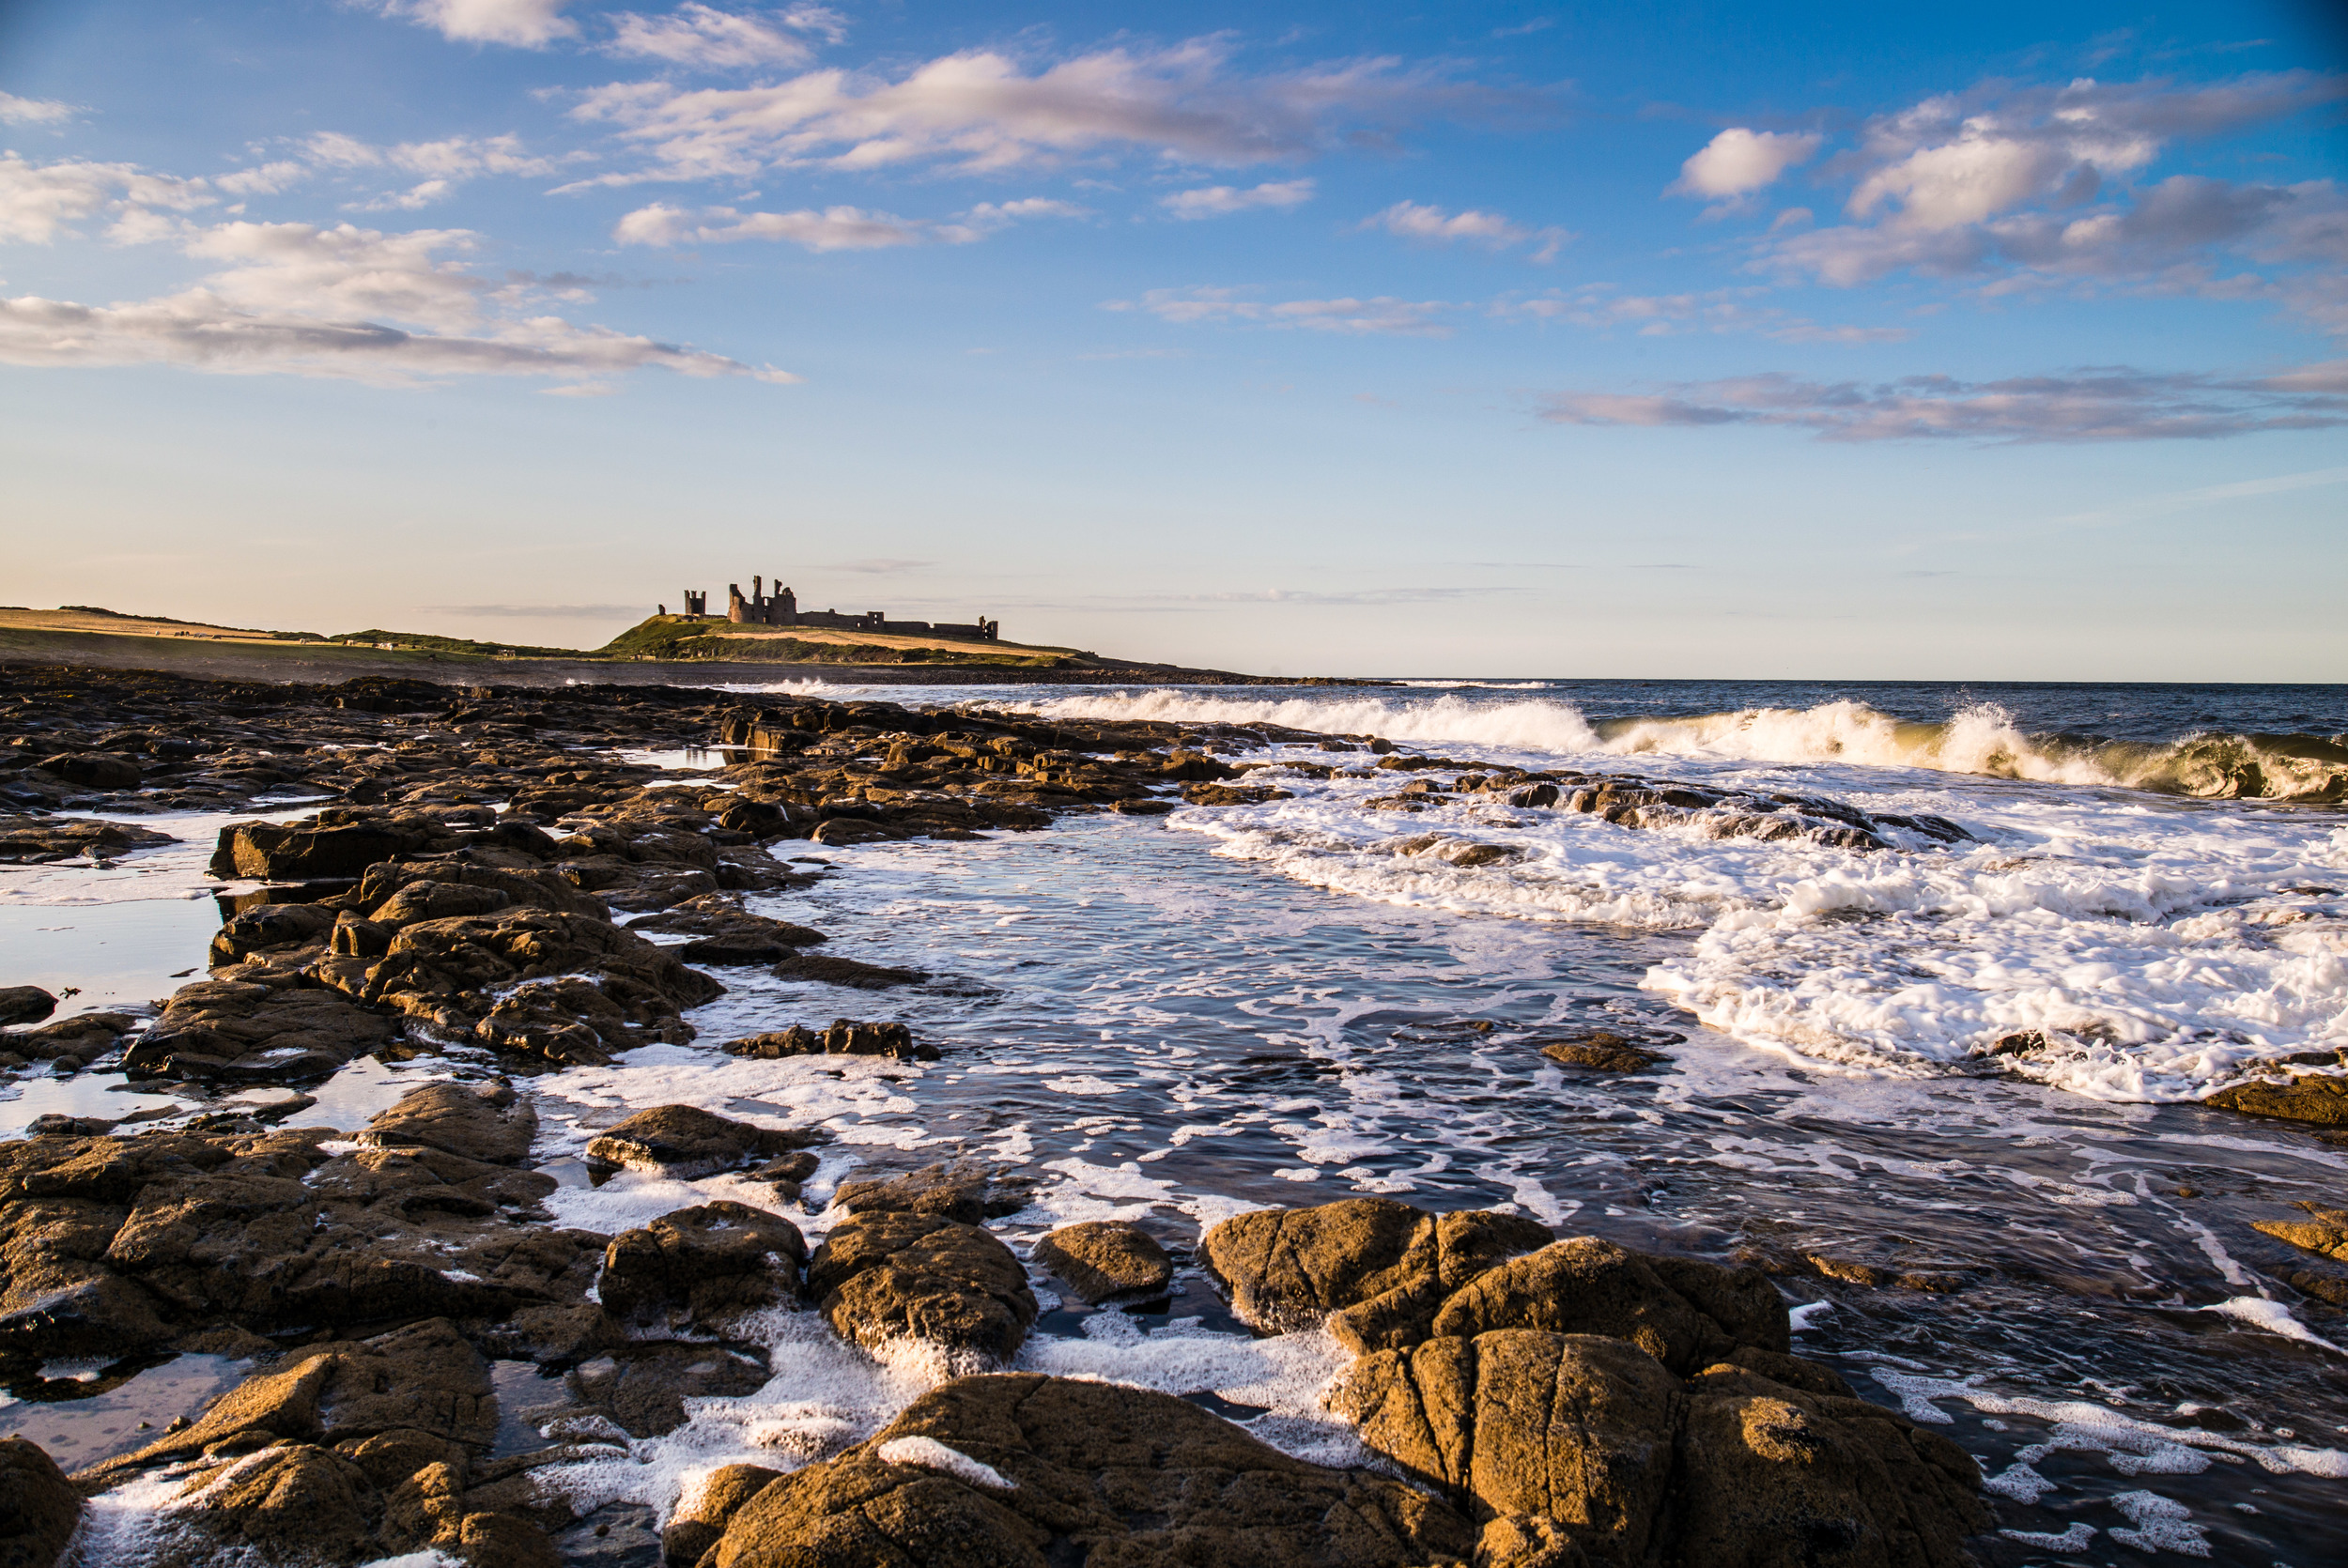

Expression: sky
xmin=0 ymin=0 xmax=2343 ymax=680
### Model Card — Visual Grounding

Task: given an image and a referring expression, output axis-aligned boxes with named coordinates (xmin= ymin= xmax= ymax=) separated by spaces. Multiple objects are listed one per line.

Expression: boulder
xmin=772 ymin=953 xmax=926 ymax=990
xmin=363 ymin=1081 xmax=537 ymax=1166
xmin=0 ymin=989 xmax=55 ymax=1028
xmin=4 ymin=1011 xmax=140 ymax=1065
xmin=706 ymin=1374 xmax=1474 ymax=1568
xmin=0 ymin=816 xmax=175 ymax=865
xmin=124 ymin=978 xmax=400 ymax=1084
xmin=2252 ymin=1201 xmax=2348 ymax=1262
xmin=208 ymin=901 xmax=339 ymax=967
xmin=356 ymin=859 xmax=610 ymax=923
xmin=209 ymin=817 xmax=434 ymax=881
xmin=806 ymin=1212 xmax=1037 ymax=1365
xmin=723 ymin=1019 xmax=934 ymax=1062
xmin=1201 ymin=1198 xmax=1551 ymax=1348
xmin=628 ymin=893 xmax=826 ymax=964
xmin=35 ymin=752 xmax=141 ymax=790
xmin=598 ymin=1202 xmax=806 ymax=1330
xmin=1431 ymin=1238 xmax=1726 ymax=1376
xmin=662 ymin=1464 xmax=781 ymax=1568
xmin=564 ymin=1344 xmax=773 ymax=1439
xmin=584 ymin=1104 xmax=822 ymax=1179
xmin=2205 ymin=1073 xmax=2348 ymax=1126
xmin=831 ymin=1161 xmax=1036 ymax=1227
xmin=0 ymin=1437 xmax=79 ymax=1568
xmin=1539 ymin=1033 xmax=1673 ymax=1073
xmin=1330 ymin=1330 xmax=1683 ymax=1562
xmin=1667 ymin=1363 xmax=1990 ymax=1568
xmin=1030 ymin=1221 xmax=1173 ymax=1304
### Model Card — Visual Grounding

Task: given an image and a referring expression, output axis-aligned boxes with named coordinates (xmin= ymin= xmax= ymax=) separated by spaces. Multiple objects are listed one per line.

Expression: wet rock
xmin=807 ymin=1212 xmax=1037 ymax=1364
xmin=1431 ymin=1238 xmax=1750 ymax=1376
xmin=1431 ymin=1241 xmax=1792 ymax=1376
xmin=1031 ymin=1221 xmax=1173 ymax=1304
xmin=663 ymin=1464 xmax=780 ymax=1568
xmin=723 ymin=1019 xmax=934 ymax=1062
xmin=356 ymin=859 xmax=610 ymax=923
xmin=772 ymin=952 xmax=926 ymax=990
xmin=208 ymin=900 xmax=339 ymax=967
xmin=83 ymin=1316 xmax=496 ymax=1486
xmin=4 ymin=1011 xmax=140 ymax=1064
xmin=1161 ymin=750 xmax=1239 ymax=781
xmin=585 ymin=1104 xmax=824 ymax=1179
xmin=363 ymin=1081 xmax=537 ymax=1166
xmin=2253 ymin=1201 xmax=2348 ymax=1261
xmin=34 ymin=751 xmax=141 ymax=790
xmin=209 ymin=814 xmax=440 ymax=880
xmin=0 ymin=990 xmax=55 ymax=1028
xmin=125 ymin=978 xmax=400 ymax=1084
xmin=1669 ymin=1363 xmax=1990 ymax=1568
xmin=1539 ymin=1032 xmax=1674 ymax=1073
xmin=598 ymin=1201 xmax=807 ymax=1330
xmin=2205 ymin=1072 xmax=2348 ymax=1126
xmin=1331 ymin=1330 xmax=1683 ymax=1561
xmin=1201 ymin=1198 xmax=1551 ymax=1347
xmin=0 ymin=815 xmax=175 ymax=864
xmin=831 ymin=1161 xmax=1036 ymax=1226
xmin=565 ymin=1344 xmax=773 ymax=1439
xmin=704 ymin=1373 xmax=1475 ymax=1568
xmin=629 ymin=893 xmax=826 ymax=963
xmin=0 ymin=1437 xmax=79 ymax=1568
xmin=318 ymin=909 xmax=722 ymax=1061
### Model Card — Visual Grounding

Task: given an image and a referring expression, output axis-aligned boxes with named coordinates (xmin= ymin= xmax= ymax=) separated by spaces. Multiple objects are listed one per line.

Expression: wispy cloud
xmin=377 ymin=0 xmax=579 ymax=48
xmin=0 ymin=212 xmax=794 ymax=388
xmin=561 ymin=38 xmax=1530 ymax=184
xmin=1536 ymin=363 xmax=2348 ymax=442
xmin=0 ymin=92 xmax=80 ymax=127
xmin=602 ymin=4 xmax=842 ymax=70
xmin=1363 ymin=200 xmax=1570 ymax=261
xmin=1161 ymin=179 xmax=1315 ymax=219
xmin=613 ymin=196 xmax=1084 ymax=250
xmin=1106 ymin=285 xmax=1455 ymax=336
xmin=1501 ymin=284 xmax=1909 ymax=343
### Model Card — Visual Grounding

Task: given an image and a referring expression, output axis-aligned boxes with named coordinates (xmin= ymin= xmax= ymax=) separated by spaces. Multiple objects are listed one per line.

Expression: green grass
xmin=330 ymin=628 xmax=584 ymax=658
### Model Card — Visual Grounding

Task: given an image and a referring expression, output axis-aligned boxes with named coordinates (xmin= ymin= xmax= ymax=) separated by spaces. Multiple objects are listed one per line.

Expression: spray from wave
xmin=1013 ymin=691 xmax=2348 ymax=802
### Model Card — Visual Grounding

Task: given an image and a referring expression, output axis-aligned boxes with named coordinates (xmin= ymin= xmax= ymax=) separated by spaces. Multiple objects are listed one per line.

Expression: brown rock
xmin=1668 ymin=1367 xmax=1990 ymax=1568
xmin=585 ymin=1104 xmax=822 ymax=1179
xmin=772 ymin=952 xmax=926 ymax=990
xmin=1031 ymin=1221 xmax=1173 ymax=1304
xmin=0 ymin=1437 xmax=79 ymax=1568
xmin=831 ymin=1161 xmax=1035 ymax=1227
xmin=2205 ymin=1072 xmax=2348 ymax=1125
xmin=2252 ymin=1202 xmax=2348 ymax=1262
xmin=0 ymin=990 xmax=57 ymax=1028
xmin=125 ymin=978 xmax=399 ymax=1084
xmin=598 ymin=1201 xmax=806 ymax=1330
xmin=1201 ymin=1198 xmax=1550 ymax=1347
xmin=705 ymin=1373 xmax=1474 ymax=1568
xmin=564 ymin=1343 xmax=773 ymax=1439
xmin=723 ymin=1019 xmax=934 ymax=1062
xmin=806 ymin=1212 xmax=1037 ymax=1365
xmin=1330 ymin=1330 xmax=1682 ymax=1561
xmin=363 ymin=1081 xmax=536 ymax=1166
xmin=663 ymin=1464 xmax=780 ymax=1568
xmin=1431 ymin=1238 xmax=1722 ymax=1376
xmin=1539 ymin=1033 xmax=1672 ymax=1073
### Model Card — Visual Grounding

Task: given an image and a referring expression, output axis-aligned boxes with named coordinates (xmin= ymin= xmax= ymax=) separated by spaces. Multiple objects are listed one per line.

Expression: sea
xmin=7 ymin=678 xmax=2346 ymax=1565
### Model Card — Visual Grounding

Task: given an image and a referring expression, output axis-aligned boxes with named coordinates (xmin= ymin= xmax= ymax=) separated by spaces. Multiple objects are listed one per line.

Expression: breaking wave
xmin=1018 ymin=691 xmax=2348 ymax=802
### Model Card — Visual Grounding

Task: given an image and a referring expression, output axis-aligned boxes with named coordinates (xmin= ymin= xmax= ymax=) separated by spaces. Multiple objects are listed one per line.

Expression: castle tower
xmin=727 ymin=584 xmax=749 ymax=623
xmin=682 ymin=590 xmax=707 ymax=617
xmin=776 ymin=584 xmax=796 ymax=623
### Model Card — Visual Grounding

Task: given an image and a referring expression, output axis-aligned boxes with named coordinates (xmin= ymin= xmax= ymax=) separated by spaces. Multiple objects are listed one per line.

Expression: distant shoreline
xmin=0 ymin=623 xmax=1382 ymax=688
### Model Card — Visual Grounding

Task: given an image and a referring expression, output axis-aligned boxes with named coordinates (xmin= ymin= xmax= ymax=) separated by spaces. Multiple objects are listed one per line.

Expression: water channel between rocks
xmin=5 ymin=747 xmax=2347 ymax=1566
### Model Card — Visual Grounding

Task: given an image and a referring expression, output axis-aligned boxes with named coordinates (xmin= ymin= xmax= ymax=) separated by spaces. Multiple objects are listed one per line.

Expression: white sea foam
xmin=877 ymin=1436 xmax=1014 ymax=1489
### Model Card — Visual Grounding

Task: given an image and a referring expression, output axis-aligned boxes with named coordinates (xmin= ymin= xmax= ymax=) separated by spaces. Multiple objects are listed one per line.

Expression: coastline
xmin=1 ymin=663 xmax=2343 ymax=1565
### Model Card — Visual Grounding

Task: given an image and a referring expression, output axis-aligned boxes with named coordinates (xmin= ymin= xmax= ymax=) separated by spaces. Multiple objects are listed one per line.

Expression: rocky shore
xmin=0 ymin=663 xmax=2335 ymax=1564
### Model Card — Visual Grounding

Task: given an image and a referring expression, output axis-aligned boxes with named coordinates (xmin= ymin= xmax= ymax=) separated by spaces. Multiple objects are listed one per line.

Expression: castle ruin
xmin=676 ymin=576 xmax=997 ymax=641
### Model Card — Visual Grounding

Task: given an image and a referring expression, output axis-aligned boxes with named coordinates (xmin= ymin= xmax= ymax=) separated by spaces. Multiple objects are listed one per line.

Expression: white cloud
xmin=0 ymin=215 xmax=790 ymax=386
xmin=1758 ymin=69 xmax=2348 ymax=326
xmin=1161 ymin=179 xmax=1315 ymax=219
xmin=604 ymin=4 xmax=831 ymax=69
xmin=0 ymin=92 xmax=79 ymax=127
xmin=1110 ymin=285 xmax=1454 ymax=336
xmin=1503 ymin=284 xmax=1909 ymax=343
xmin=613 ymin=195 xmax=1084 ymax=250
xmin=564 ymin=38 xmax=1511 ymax=183
xmin=215 ymin=161 xmax=309 ymax=196
xmin=1363 ymin=200 xmax=1569 ymax=261
xmin=0 ymin=154 xmax=212 ymax=244
xmin=1536 ymin=364 xmax=2347 ymax=442
xmin=1666 ymin=128 xmax=1821 ymax=204
xmin=294 ymin=131 xmax=560 ymax=208
xmin=379 ymin=0 xmax=578 ymax=47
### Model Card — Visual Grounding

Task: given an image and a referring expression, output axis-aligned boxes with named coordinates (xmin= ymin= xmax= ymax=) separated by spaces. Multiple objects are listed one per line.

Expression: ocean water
xmin=12 ymin=678 xmax=2348 ymax=1564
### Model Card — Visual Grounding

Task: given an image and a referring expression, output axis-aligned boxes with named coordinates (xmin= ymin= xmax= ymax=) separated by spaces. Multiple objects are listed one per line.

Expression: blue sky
xmin=2 ymin=0 xmax=2342 ymax=678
